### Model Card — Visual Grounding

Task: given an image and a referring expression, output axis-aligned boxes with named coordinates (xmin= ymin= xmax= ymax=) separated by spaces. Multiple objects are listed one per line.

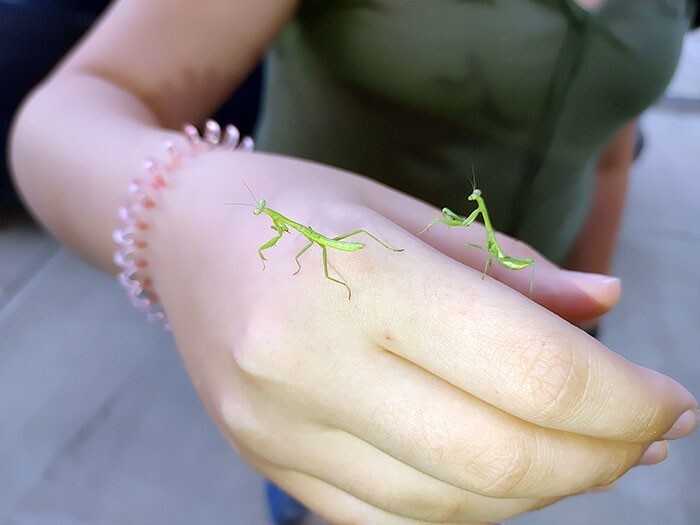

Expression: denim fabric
xmin=266 ymin=481 xmax=309 ymax=525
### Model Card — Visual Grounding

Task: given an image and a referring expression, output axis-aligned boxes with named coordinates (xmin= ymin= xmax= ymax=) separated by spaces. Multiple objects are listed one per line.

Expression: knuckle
xmin=230 ymin=335 xmax=268 ymax=381
xmin=401 ymin=409 xmax=538 ymax=499
xmin=217 ymin=392 xmax=264 ymax=444
xmin=231 ymin=311 xmax=290 ymax=384
xmin=515 ymin=335 xmax=589 ymax=423
xmin=217 ymin=392 xmax=299 ymax=466
xmin=401 ymin=408 xmax=456 ymax=466
xmin=470 ymin=435 xmax=534 ymax=498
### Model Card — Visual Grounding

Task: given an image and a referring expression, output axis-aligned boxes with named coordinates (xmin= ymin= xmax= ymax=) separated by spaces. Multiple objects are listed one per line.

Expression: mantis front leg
xmin=257 ymin=230 xmax=285 ymax=270
xmin=417 ymin=207 xmax=481 ymax=235
xmin=239 ymin=194 xmax=404 ymax=298
xmin=417 ymin=208 xmax=462 ymax=235
xmin=457 ymin=207 xmax=481 ymax=227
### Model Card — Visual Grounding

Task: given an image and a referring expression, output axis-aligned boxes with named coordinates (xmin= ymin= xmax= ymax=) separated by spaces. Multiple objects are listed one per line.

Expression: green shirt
xmin=256 ymin=0 xmax=694 ymax=262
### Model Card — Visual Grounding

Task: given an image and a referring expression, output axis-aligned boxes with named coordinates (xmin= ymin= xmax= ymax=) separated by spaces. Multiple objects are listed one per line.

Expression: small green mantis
xmin=418 ymin=184 xmax=535 ymax=294
xmin=226 ymin=182 xmax=403 ymax=299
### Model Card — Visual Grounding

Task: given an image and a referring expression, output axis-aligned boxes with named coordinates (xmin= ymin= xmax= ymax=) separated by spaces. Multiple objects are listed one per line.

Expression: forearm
xmin=9 ymin=74 xmax=370 ymax=277
xmin=565 ymin=121 xmax=637 ymax=274
xmin=565 ymin=163 xmax=630 ymax=274
xmin=9 ymin=72 xmax=181 ymax=271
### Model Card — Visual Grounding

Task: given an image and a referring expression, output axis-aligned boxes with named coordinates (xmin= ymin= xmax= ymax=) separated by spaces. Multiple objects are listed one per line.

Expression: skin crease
xmin=8 ymin=0 xmax=698 ymax=524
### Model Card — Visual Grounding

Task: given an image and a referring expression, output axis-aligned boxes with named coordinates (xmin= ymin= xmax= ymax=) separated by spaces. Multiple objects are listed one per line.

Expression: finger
xmin=636 ymin=440 xmax=668 ymax=466
xmin=232 ymin=418 xmax=559 ymax=523
xmin=351 ymin=237 xmax=697 ymax=443
xmin=253 ymin=459 xmax=497 ymax=525
xmin=216 ymin=361 xmax=558 ymax=521
xmin=366 ymin=188 xmax=621 ymax=324
xmin=299 ymin=340 xmax=645 ymax=499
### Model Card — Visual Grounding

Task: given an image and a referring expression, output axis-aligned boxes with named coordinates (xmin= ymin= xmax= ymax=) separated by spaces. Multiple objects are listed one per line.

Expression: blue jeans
xmin=266 ymin=481 xmax=309 ymax=525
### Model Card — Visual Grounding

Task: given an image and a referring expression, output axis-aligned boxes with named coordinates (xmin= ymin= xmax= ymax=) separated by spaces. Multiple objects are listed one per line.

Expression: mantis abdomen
xmin=324 ymin=239 xmax=364 ymax=251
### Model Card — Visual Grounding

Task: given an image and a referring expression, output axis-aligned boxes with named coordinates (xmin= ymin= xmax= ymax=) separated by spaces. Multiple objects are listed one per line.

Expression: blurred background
xmin=1 ymin=2 xmax=699 ymax=524
xmin=0 ymin=0 xmax=262 ymax=213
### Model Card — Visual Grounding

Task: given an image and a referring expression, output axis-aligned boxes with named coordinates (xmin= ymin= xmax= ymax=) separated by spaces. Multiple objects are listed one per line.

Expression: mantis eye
xmin=254 ymin=199 xmax=266 ymax=215
xmin=468 ymin=189 xmax=481 ymax=200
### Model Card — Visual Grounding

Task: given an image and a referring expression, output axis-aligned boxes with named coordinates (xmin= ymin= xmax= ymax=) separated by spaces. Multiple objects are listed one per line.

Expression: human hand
xmin=147 ymin=152 xmax=697 ymax=524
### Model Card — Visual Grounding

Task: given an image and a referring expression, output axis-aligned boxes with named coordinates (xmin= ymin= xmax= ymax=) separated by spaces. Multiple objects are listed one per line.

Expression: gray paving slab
xmin=0 ymin=251 xmax=268 ymax=525
xmin=0 ymin=215 xmax=58 ymax=311
xmin=667 ymin=31 xmax=700 ymax=99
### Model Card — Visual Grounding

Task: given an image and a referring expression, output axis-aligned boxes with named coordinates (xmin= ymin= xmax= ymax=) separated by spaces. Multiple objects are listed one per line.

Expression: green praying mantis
xmin=231 ymin=179 xmax=534 ymax=298
xmin=418 ymin=183 xmax=535 ymax=295
xmin=226 ymin=182 xmax=404 ymax=299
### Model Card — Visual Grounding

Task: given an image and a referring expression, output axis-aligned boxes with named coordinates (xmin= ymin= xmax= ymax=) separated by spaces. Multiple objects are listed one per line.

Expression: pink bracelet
xmin=113 ymin=120 xmax=254 ymax=330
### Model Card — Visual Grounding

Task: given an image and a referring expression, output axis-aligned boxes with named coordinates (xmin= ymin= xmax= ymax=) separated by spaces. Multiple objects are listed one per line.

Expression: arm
xmin=9 ymin=0 xmax=299 ymax=270
xmin=9 ymin=6 xmax=696 ymax=522
xmin=564 ymin=120 xmax=638 ymax=274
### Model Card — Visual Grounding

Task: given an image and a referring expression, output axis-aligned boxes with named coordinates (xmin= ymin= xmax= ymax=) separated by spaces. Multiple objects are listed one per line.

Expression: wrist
xmin=112 ymin=121 xmax=253 ymax=328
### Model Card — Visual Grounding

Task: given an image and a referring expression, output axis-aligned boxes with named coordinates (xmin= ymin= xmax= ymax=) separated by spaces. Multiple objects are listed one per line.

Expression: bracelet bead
xmin=113 ymin=120 xmax=254 ymax=330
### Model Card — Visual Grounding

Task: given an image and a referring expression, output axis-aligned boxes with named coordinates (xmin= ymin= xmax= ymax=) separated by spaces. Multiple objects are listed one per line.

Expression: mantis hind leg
xmin=465 ymin=242 xmax=493 ymax=279
xmin=293 ymin=241 xmax=314 ymax=276
xmin=321 ymin=246 xmax=352 ymax=300
xmin=482 ymin=255 xmax=493 ymax=280
xmin=258 ymin=232 xmax=284 ymax=270
xmin=333 ymin=229 xmax=403 ymax=252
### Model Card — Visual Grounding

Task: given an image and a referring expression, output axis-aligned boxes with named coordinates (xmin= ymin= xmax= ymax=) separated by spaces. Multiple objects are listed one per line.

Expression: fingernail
xmin=564 ymin=271 xmax=621 ymax=307
xmin=637 ymin=441 xmax=668 ymax=466
xmin=662 ymin=408 xmax=699 ymax=440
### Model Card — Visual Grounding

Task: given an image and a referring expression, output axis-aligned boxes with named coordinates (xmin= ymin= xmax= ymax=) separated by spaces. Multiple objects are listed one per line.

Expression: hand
xmin=148 ymin=152 xmax=697 ymax=524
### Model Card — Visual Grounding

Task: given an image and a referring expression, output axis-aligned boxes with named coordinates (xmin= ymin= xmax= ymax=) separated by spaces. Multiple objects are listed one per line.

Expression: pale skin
xmin=419 ymin=186 xmax=535 ymax=294
xmin=8 ymin=0 xmax=698 ymax=523
xmin=229 ymin=192 xmax=403 ymax=299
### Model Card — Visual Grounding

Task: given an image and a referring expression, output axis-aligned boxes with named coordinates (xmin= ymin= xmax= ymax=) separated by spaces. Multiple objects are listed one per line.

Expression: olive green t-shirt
xmin=255 ymin=0 xmax=694 ymax=262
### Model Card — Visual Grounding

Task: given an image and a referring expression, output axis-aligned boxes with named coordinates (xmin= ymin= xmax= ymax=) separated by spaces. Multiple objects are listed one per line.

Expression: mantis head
xmin=239 ymin=179 xmax=266 ymax=215
xmin=466 ymin=164 xmax=481 ymax=201
xmin=253 ymin=199 xmax=267 ymax=215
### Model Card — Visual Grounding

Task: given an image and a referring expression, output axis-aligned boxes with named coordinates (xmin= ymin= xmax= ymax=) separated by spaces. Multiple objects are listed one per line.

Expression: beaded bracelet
xmin=112 ymin=120 xmax=254 ymax=330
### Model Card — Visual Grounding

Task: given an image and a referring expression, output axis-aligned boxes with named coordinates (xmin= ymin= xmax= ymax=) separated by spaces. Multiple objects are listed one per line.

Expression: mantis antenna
xmin=242 ymin=178 xmax=259 ymax=202
xmin=226 ymin=182 xmax=404 ymax=299
xmin=418 ymin=178 xmax=536 ymax=295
